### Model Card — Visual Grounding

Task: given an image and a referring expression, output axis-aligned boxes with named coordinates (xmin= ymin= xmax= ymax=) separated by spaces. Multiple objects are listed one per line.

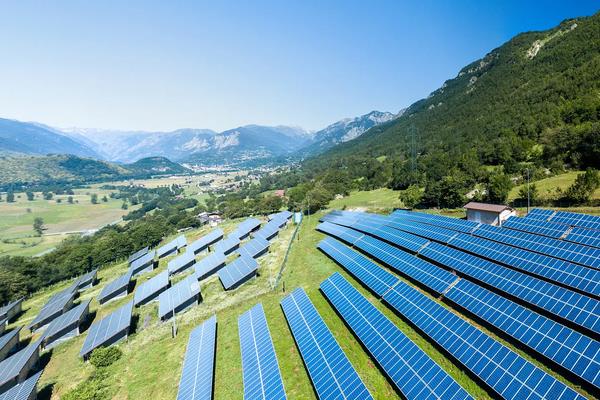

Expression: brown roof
xmin=464 ymin=202 xmax=513 ymax=213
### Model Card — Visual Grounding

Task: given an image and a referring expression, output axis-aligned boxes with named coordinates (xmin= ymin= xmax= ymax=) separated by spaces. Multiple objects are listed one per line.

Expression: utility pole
xmin=526 ymin=168 xmax=530 ymax=214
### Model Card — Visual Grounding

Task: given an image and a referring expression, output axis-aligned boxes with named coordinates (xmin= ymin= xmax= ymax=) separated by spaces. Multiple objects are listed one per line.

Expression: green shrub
xmin=89 ymin=346 xmax=122 ymax=368
xmin=62 ymin=369 xmax=110 ymax=400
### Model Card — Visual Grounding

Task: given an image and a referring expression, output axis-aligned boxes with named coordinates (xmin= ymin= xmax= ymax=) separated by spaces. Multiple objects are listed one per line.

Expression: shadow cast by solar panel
xmin=37 ymin=381 xmax=55 ymax=400
xmin=315 ymin=286 xmax=411 ymax=400
xmin=79 ymin=309 xmax=97 ymax=334
xmin=129 ymin=313 xmax=141 ymax=335
xmin=38 ymin=348 xmax=53 ymax=371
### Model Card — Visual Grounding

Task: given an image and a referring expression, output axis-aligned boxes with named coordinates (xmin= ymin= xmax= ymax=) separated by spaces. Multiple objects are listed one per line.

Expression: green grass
xmin=328 ymin=188 xmax=405 ymax=212
xmin=509 ymin=171 xmax=600 ymax=202
xmin=0 ymin=188 xmax=136 ymax=257
xmin=7 ymin=190 xmax=596 ymax=399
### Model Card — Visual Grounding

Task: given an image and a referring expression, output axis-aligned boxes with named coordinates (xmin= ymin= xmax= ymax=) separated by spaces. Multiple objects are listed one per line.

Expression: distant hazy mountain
xmin=300 ymin=110 xmax=401 ymax=156
xmin=0 ymin=118 xmax=101 ymax=158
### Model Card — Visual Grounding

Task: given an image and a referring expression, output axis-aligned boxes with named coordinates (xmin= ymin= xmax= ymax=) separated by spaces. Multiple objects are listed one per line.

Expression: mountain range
xmin=0 ymin=110 xmax=400 ymax=167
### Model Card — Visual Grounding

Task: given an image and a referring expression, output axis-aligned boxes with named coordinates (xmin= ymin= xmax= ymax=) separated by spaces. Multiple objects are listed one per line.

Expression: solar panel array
xmin=253 ymin=223 xmax=280 ymax=241
xmin=238 ymin=237 xmax=270 ymax=259
xmin=134 ymin=270 xmax=170 ymax=306
xmin=188 ymin=229 xmax=224 ymax=255
xmin=30 ymin=287 xmax=76 ymax=331
xmin=0 ymin=370 xmax=42 ymax=400
xmin=214 ymin=235 xmax=240 ymax=255
xmin=42 ymin=300 xmax=90 ymax=348
xmin=129 ymin=250 xmax=156 ymax=276
xmin=0 ymin=299 xmax=21 ymax=322
xmin=280 ymin=288 xmax=372 ymax=400
xmin=391 ymin=209 xmax=479 ymax=233
xmin=80 ymin=300 xmax=133 ymax=359
xmin=502 ymin=216 xmax=568 ymax=238
xmin=320 ymin=273 xmax=473 ymax=400
xmin=218 ymin=255 xmax=259 ymax=290
xmin=177 ymin=315 xmax=217 ymax=400
xmin=268 ymin=211 xmax=292 ymax=221
xmin=0 ymin=339 xmax=41 ymax=390
xmin=524 ymin=208 xmax=555 ymax=221
xmin=567 ymin=227 xmax=600 ymax=249
xmin=195 ymin=252 xmax=227 ymax=281
xmin=230 ymin=218 xmax=262 ymax=240
xmin=159 ymin=275 xmax=201 ymax=320
xmin=168 ymin=251 xmax=197 ymax=275
xmin=98 ymin=270 xmax=132 ymax=304
xmin=75 ymin=269 xmax=98 ymax=291
xmin=0 ymin=328 xmax=20 ymax=361
xmin=318 ymin=234 xmax=600 ymax=389
xmin=128 ymin=246 xmax=149 ymax=264
xmin=157 ymin=235 xmax=186 ymax=258
xmin=551 ymin=210 xmax=600 ymax=230
xmin=238 ymin=304 xmax=286 ymax=400
xmin=474 ymin=224 xmax=600 ymax=270
xmin=514 ymin=210 xmax=600 ymax=248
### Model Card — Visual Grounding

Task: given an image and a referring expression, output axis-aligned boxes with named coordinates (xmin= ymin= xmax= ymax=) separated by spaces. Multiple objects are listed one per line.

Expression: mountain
xmin=0 ymin=118 xmax=101 ymax=159
xmin=300 ymin=110 xmax=401 ymax=156
xmin=309 ymin=14 xmax=600 ymax=174
xmin=0 ymin=154 xmax=190 ymax=189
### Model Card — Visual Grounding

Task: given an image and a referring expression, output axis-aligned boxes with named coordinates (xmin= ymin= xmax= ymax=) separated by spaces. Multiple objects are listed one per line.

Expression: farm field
xmin=0 ymin=188 xmax=135 ymax=257
xmin=6 ymin=196 xmax=596 ymax=399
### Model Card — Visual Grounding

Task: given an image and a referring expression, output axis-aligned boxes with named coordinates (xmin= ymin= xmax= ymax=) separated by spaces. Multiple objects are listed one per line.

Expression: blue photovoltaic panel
xmin=80 ymin=301 xmax=133 ymax=358
xmin=320 ymin=273 xmax=473 ymax=400
xmin=158 ymin=275 xmax=201 ymax=320
xmin=419 ymin=242 xmax=600 ymax=335
xmin=157 ymin=235 xmax=186 ymax=258
xmin=566 ymin=227 xmax=600 ymax=249
xmin=238 ymin=304 xmax=286 ymax=400
xmin=42 ymin=300 xmax=90 ymax=347
xmin=391 ymin=210 xmax=479 ymax=233
xmin=231 ymin=218 xmax=262 ymax=240
xmin=317 ymin=221 xmax=365 ymax=245
xmin=188 ymin=229 xmax=224 ymax=254
xmin=0 ymin=370 xmax=42 ymax=400
xmin=0 ymin=339 xmax=41 ymax=389
xmin=268 ymin=210 xmax=292 ymax=221
xmin=317 ymin=237 xmax=399 ymax=297
xmin=214 ymin=235 xmax=240 ymax=255
xmin=177 ymin=315 xmax=217 ymax=400
xmin=253 ymin=223 xmax=280 ymax=241
xmin=129 ymin=250 xmax=155 ymax=276
xmin=218 ymin=255 xmax=259 ymax=290
xmin=238 ymin=237 xmax=270 ymax=259
xmin=524 ymin=208 xmax=554 ymax=221
xmin=30 ymin=287 xmax=75 ymax=330
xmin=0 ymin=299 xmax=22 ymax=322
xmin=319 ymin=233 xmax=600 ymax=389
xmin=134 ymin=270 xmax=170 ymax=306
xmin=385 ymin=218 xmax=458 ymax=244
xmin=281 ymin=288 xmax=373 ymax=400
xmin=0 ymin=328 xmax=21 ymax=361
xmin=195 ymin=252 xmax=227 ymax=281
xmin=551 ymin=210 xmax=600 ymax=230
xmin=502 ymin=216 xmax=568 ymax=239
xmin=381 ymin=280 xmax=586 ymax=400
xmin=447 ymin=233 xmax=600 ymax=297
xmin=474 ymin=224 xmax=600 ymax=270
xmin=168 ymin=251 xmax=197 ymax=275
xmin=129 ymin=246 xmax=149 ymax=263
xmin=98 ymin=270 xmax=132 ymax=304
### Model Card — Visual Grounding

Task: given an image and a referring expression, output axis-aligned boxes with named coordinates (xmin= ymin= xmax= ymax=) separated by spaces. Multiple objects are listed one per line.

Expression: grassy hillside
xmin=6 ymin=192 xmax=594 ymax=399
xmin=508 ymin=171 xmax=600 ymax=202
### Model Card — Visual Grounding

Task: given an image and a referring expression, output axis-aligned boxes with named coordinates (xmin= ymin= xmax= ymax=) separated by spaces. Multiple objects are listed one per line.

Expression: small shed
xmin=464 ymin=202 xmax=516 ymax=226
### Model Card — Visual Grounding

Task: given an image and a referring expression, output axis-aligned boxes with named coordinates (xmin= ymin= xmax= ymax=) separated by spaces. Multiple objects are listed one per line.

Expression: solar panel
xmin=129 ymin=250 xmax=156 ymax=276
xmin=75 ymin=269 xmax=98 ymax=291
xmin=177 ymin=235 xmax=188 ymax=249
xmin=134 ymin=270 xmax=170 ymax=306
xmin=391 ymin=209 xmax=479 ymax=233
xmin=213 ymin=235 xmax=240 ymax=255
xmin=419 ymin=242 xmax=600 ymax=335
xmin=523 ymin=208 xmax=554 ymax=221
xmin=29 ymin=287 xmax=76 ymax=331
xmin=42 ymin=300 xmax=91 ymax=349
xmin=128 ymin=246 xmax=149 ymax=264
xmin=253 ymin=224 xmax=280 ymax=241
xmin=0 ymin=328 xmax=20 ymax=362
xmin=80 ymin=300 xmax=133 ymax=359
xmin=188 ymin=229 xmax=224 ymax=255
xmin=317 ymin=221 xmax=365 ymax=245
xmin=322 ymin=232 xmax=600 ymax=389
xmin=0 ymin=370 xmax=42 ymax=400
xmin=195 ymin=252 xmax=227 ymax=281
xmin=168 ymin=251 xmax=197 ymax=275
xmin=320 ymin=273 xmax=473 ymax=400
xmin=238 ymin=237 xmax=270 ymax=259
xmin=230 ymin=218 xmax=262 ymax=240
xmin=238 ymin=304 xmax=286 ymax=400
xmin=551 ymin=210 xmax=600 ymax=230
xmin=158 ymin=275 xmax=201 ymax=321
xmin=280 ymin=288 xmax=373 ymax=400
xmin=177 ymin=315 xmax=217 ymax=400
xmin=157 ymin=236 xmax=186 ymax=258
xmin=502 ymin=216 xmax=568 ymax=238
xmin=474 ymin=224 xmax=600 ymax=270
xmin=566 ymin=227 xmax=600 ymax=249
xmin=447 ymin=233 xmax=600 ymax=297
xmin=381 ymin=279 xmax=586 ymax=400
xmin=268 ymin=211 xmax=292 ymax=221
xmin=98 ymin=270 xmax=132 ymax=305
xmin=0 ymin=322 xmax=4 ymax=336
xmin=0 ymin=339 xmax=41 ymax=393
xmin=386 ymin=218 xmax=458 ymax=243
xmin=218 ymin=255 xmax=259 ymax=290
xmin=0 ymin=299 xmax=22 ymax=323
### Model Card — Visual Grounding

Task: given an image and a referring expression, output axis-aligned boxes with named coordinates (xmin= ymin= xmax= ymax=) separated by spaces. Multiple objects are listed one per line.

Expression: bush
xmin=89 ymin=346 xmax=122 ymax=368
xmin=62 ymin=369 xmax=110 ymax=400
xmin=563 ymin=169 xmax=600 ymax=205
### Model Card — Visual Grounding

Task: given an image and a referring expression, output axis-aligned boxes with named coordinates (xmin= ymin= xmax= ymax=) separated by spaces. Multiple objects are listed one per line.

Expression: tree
xmin=121 ymin=202 xmax=128 ymax=210
xmin=6 ymin=191 xmax=15 ymax=203
xmin=33 ymin=217 xmax=45 ymax=236
xmin=517 ymin=183 xmax=539 ymax=206
xmin=26 ymin=191 xmax=34 ymax=201
xmin=91 ymin=193 xmax=98 ymax=204
xmin=564 ymin=169 xmax=600 ymax=205
xmin=101 ymin=195 xmax=108 ymax=203
xmin=67 ymin=196 xmax=74 ymax=204
xmin=486 ymin=173 xmax=512 ymax=204
xmin=43 ymin=192 xmax=53 ymax=200
xmin=399 ymin=185 xmax=423 ymax=208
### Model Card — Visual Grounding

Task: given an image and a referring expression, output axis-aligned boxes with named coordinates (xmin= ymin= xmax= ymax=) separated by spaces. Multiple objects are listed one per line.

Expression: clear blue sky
xmin=0 ymin=1 xmax=597 ymax=132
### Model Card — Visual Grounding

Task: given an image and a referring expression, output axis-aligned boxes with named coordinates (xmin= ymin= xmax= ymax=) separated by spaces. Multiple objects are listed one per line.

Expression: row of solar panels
xmin=318 ymin=212 xmax=599 ymax=393
xmin=526 ymin=207 xmax=600 ymax=231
